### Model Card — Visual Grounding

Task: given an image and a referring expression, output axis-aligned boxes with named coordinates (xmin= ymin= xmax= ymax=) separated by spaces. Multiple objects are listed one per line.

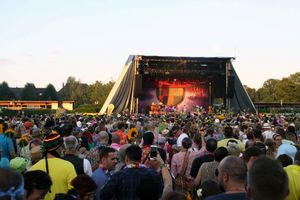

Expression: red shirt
xmin=115 ymin=130 xmax=127 ymax=145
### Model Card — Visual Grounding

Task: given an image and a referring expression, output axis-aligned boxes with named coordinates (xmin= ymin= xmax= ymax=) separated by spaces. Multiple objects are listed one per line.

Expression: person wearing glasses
xmin=205 ymin=156 xmax=248 ymax=200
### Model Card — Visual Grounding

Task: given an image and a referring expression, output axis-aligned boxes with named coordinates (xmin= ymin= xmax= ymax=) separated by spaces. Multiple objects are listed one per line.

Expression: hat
xmin=262 ymin=123 xmax=271 ymax=129
xmin=277 ymin=144 xmax=297 ymax=161
xmin=161 ymin=129 xmax=169 ymax=136
xmin=10 ymin=157 xmax=29 ymax=173
xmin=43 ymin=133 xmax=63 ymax=152
xmin=24 ymin=121 xmax=33 ymax=129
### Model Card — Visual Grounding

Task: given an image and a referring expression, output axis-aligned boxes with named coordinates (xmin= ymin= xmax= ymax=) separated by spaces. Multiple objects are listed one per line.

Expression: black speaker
xmin=213 ymin=75 xmax=226 ymax=98
xmin=134 ymin=74 xmax=143 ymax=97
xmin=227 ymin=76 xmax=235 ymax=98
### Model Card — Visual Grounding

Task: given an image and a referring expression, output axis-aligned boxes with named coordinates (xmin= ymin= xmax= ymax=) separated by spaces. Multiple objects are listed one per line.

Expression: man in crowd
xmin=190 ymin=138 xmax=217 ymax=178
xmin=110 ymin=132 xmax=121 ymax=151
xmin=243 ymin=146 xmax=263 ymax=170
xmin=172 ymin=125 xmax=188 ymax=147
xmin=141 ymin=131 xmax=154 ymax=164
xmin=92 ymin=146 xmax=117 ymax=200
xmin=87 ymin=130 xmax=110 ymax=171
xmin=30 ymin=133 xmax=77 ymax=200
xmin=206 ymin=155 xmax=248 ymax=200
xmin=100 ymin=145 xmax=163 ymax=200
xmin=247 ymin=156 xmax=289 ymax=200
xmin=62 ymin=135 xmax=92 ymax=176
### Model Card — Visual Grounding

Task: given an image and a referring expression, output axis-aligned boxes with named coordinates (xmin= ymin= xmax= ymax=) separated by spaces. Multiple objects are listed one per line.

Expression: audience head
xmin=181 ymin=137 xmax=192 ymax=150
xmin=217 ymin=155 xmax=247 ymax=192
xmin=243 ymin=146 xmax=263 ymax=169
xmin=143 ymin=131 xmax=154 ymax=145
xmin=24 ymin=170 xmax=52 ymax=200
xmin=63 ymin=135 xmax=78 ymax=151
xmin=0 ymin=168 xmax=24 ymax=200
xmin=206 ymin=138 xmax=218 ymax=153
xmin=98 ymin=146 xmax=117 ymax=171
xmin=277 ymin=154 xmax=293 ymax=167
xmin=98 ymin=131 xmax=109 ymax=145
xmin=111 ymin=132 xmax=120 ymax=144
xmin=214 ymin=147 xmax=229 ymax=162
xmin=71 ymin=175 xmax=97 ymax=200
xmin=247 ymin=156 xmax=289 ymax=200
xmin=125 ymin=145 xmax=142 ymax=163
xmin=224 ymin=126 xmax=233 ymax=138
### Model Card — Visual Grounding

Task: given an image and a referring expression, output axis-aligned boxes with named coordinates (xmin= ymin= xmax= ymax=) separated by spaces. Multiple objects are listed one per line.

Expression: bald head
xmin=219 ymin=155 xmax=247 ymax=183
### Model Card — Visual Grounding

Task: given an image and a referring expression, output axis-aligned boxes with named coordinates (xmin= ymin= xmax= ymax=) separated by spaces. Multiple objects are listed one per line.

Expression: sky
xmin=0 ymin=0 xmax=299 ymax=91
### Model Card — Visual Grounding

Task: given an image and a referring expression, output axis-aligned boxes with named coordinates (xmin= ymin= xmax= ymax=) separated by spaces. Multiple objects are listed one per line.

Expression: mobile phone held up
xmin=150 ymin=145 xmax=158 ymax=160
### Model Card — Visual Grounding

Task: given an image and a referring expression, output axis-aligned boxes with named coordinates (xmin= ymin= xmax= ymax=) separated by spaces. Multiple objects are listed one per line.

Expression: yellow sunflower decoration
xmin=19 ymin=135 xmax=29 ymax=148
xmin=5 ymin=128 xmax=15 ymax=138
xmin=127 ymin=127 xmax=138 ymax=142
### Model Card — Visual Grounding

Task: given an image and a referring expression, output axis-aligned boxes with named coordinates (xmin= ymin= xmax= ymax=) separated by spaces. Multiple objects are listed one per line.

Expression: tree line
xmin=244 ymin=72 xmax=300 ymax=103
xmin=0 ymin=76 xmax=114 ymax=108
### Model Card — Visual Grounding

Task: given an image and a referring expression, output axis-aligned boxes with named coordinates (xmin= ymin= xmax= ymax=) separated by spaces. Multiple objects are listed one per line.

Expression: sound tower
xmin=227 ymin=75 xmax=235 ymax=98
xmin=134 ymin=74 xmax=143 ymax=97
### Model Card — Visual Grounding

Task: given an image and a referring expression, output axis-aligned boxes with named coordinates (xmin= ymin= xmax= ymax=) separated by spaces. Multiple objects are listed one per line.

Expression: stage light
xmin=201 ymin=64 xmax=208 ymax=67
xmin=165 ymin=71 xmax=170 ymax=75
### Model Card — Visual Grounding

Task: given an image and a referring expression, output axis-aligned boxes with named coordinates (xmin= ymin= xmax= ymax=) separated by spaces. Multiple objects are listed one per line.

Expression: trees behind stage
xmin=0 ymin=77 xmax=114 ymax=109
xmin=245 ymin=72 xmax=300 ymax=103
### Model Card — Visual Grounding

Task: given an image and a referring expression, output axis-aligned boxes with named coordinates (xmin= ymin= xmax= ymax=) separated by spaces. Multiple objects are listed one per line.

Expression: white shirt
xmin=83 ymin=159 xmax=93 ymax=176
xmin=176 ymin=133 xmax=189 ymax=147
xmin=262 ymin=130 xmax=274 ymax=140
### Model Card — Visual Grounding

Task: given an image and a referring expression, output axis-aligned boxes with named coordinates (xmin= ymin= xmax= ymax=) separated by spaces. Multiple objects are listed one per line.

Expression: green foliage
xmin=244 ymin=85 xmax=257 ymax=102
xmin=0 ymin=81 xmax=15 ymax=100
xmin=21 ymin=83 xmax=39 ymax=100
xmin=74 ymin=104 xmax=100 ymax=113
xmin=87 ymin=80 xmax=114 ymax=108
xmin=58 ymin=76 xmax=89 ymax=107
xmin=42 ymin=84 xmax=58 ymax=100
xmin=246 ymin=72 xmax=300 ymax=103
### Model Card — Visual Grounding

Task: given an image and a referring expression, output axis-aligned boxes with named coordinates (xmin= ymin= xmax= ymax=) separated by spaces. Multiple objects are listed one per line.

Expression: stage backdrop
xmin=138 ymin=79 xmax=208 ymax=113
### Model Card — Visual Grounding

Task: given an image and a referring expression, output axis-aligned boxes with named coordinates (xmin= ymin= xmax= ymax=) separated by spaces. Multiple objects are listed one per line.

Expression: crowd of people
xmin=0 ymin=111 xmax=300 ymax=200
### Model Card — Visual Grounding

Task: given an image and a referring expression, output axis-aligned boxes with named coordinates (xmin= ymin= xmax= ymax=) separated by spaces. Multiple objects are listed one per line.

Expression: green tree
xmin=244 ymin=85 xmax=257 ymax=102
xmin=21 ymin=83 xmax=38 ymax=100
xmin=256 ymin=79 xmax=280 ymax=102
xmin=87 ymin=80 xmax=115 ymax=107
xmin=42 ymin=84 xmax=58 ymax=100
xmin=58 ymin=76 xmax=89 ymax=107
xmin=275 ymin=78 xmax=298 ymax=102
xmin=0 ymin=81 xmax=15 ymax=100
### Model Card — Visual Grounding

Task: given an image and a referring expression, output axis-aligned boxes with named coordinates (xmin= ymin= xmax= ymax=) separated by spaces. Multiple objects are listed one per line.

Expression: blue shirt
xmin=0 ymin=157 xmax=10 ymax=168
xmin=0 ymin=134 xmax=15 ymax=160
xmin=92 ymin=168 xmax=110 ymax=200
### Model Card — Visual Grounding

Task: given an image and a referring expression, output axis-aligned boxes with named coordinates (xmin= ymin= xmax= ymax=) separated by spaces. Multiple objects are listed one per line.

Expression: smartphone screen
xmin=150 ymin=145 xmax=157 ymax=158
